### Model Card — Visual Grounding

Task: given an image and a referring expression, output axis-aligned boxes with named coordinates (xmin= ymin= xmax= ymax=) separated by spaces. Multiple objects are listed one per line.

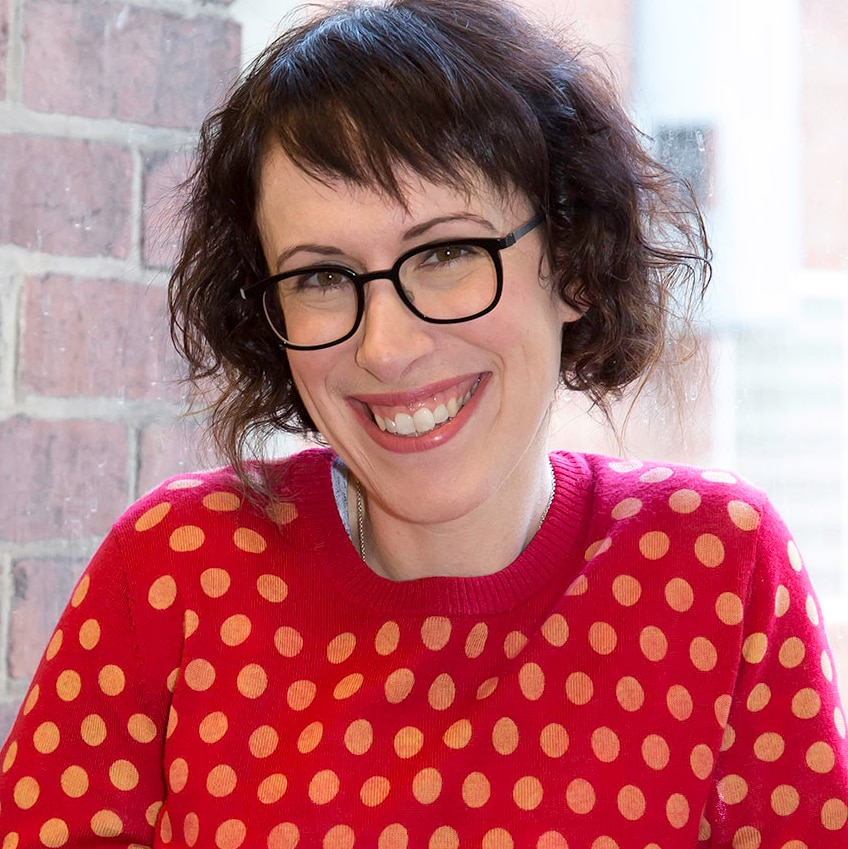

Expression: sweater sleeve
xmin=701 ymin=497 xmax=848 ymax=847
xmin=0 ymin=527 xmax=179 ymax=847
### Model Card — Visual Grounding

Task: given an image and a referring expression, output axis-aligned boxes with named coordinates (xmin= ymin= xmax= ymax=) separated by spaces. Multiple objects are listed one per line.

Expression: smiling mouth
xmin=367 ymin=376 xmax=483 ymax=437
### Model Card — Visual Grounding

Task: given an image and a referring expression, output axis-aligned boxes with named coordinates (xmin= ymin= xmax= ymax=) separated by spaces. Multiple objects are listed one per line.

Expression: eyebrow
xmin=271 ymin=212 xmax=497 ymax=272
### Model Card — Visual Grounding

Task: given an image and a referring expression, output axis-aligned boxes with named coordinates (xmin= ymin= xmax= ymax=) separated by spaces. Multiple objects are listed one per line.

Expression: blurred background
xmin=0 ymin=0 xmax=845 ymax=734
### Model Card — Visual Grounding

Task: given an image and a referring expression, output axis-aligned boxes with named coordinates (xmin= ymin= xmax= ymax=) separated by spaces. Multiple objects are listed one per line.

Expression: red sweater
xmin=1 ymin=449 xmax=846 ymax=848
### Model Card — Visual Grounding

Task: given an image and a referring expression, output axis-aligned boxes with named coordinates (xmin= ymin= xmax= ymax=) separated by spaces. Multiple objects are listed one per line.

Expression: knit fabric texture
xmin=1 ymin=448 xmax=846 ymax=848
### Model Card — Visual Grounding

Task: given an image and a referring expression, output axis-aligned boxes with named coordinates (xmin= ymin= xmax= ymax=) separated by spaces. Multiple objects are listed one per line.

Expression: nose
xmin=354 ymin=278 xmax=435 ymax=382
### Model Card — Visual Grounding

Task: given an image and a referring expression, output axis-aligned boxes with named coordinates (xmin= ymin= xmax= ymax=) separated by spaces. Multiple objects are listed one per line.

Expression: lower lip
xmin=351 ymin=375 xmax=489 ymax=454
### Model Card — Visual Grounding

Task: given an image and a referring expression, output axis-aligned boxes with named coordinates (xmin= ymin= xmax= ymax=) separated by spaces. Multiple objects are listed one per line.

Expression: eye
xmin=285 ymin=268 xmax=353 ymax=292
xmin=419 ymin=244 xmax=476 ymax=266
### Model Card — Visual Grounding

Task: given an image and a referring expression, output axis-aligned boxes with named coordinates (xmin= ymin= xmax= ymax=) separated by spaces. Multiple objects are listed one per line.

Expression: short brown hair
xmin=169 ymin=0 xmax=710 ymax=483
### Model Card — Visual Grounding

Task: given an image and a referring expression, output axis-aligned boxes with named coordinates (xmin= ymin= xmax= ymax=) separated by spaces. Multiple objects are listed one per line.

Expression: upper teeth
xmin=373 ymin=388 xmax=474 ymax=436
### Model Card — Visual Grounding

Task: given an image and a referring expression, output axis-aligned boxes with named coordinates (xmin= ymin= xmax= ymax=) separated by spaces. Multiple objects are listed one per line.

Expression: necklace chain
xmin=355 ymin=461 xmax=555 ymax=563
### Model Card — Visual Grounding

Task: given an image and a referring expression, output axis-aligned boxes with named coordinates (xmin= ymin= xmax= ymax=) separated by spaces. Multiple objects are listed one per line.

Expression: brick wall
xmin=0 ymin=0 xmax=240 ymax=737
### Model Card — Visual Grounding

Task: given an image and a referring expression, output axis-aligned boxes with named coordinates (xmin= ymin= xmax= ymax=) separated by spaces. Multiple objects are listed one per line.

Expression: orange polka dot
xmin=2 ymin=834 xmax=16 ymax=849
xmin=695 ymin=533 xmax=724 ymax=567
xmin=778 ymin=636 xmax=805 ymax=668
xmin=308 ymin=769 xmax=340 ymax=805
xmin=327 ymin=632 xmax=356 ymax=664
xmin=612 ymin=497 xmax=642 ymax=519
xmin=642 ymin=734 xmax=670 ymax=770
xmin=588 ymin=622 xmax=617 ymax=654
xmin=234 ymin=528 xmax=266 ymax=553
xmin=208 ymin=764 xmax=238 ymax=797
xmin=109 ymin=759 xmax=139 ymax=790
xmin=91 ymin=810 xmax=123 ymax=837
xmin=169 ymin=758 xmax=189 ymax=792
xmin=482 ymin=829 xmax=513 ymax=849
xmin=23 ymin=684 xmax=39 ymax=715
xmin=428 ymin=827 xmax=458 ymax=849
xmin=611 ymin=574 xmax=641 ymax=606
xmin=39 ymin=819 xmax=69 ymax=848
xmin=503 ymin=631 xmax=528 ymax=658
xmin=221 ymin=614 xmax=251 ymax=647
xmin=665 ymin=578 xmax=694 ymax=612
xmin=540 ymin=723 xmax=569 ymax=758
xmin=731 ymin=826 xmax=760 ymax=849
xmin=71 ymin=574 xmax=90 ymax=607
xmin=274 ymin=626 xmax=303 ymax=657
xmin=669 ymin=488 xmax=701 ymax=513
xmin=728 ymin=500 xmax=759 ymax=531
xmin=46 ymin=629 xmax=63 ymax=660
xmin=251 ymin=725 xmax=280 ymax=758
xmin=609 ymin=459 xmax=642 ymax=473
xmin=492 ymin=716 xmax=519 ymax=755
xmin=385 ymin=668 xmax=415 ymax=703
xmin=135 ymin=501 xmax=172 ymax=531
xmin=584 ymin=538 xmax=611 ymax=561
xmin=215 ymin=819 xmax=246 ymax=849
xmin=753 ymin=732 xmax=785 ymax=762
xmin=836 ymin=707 xmax=847 ymax=738
xmin=639 ymin=531 xmax=670 ymax=559
xmin=13 ymin=776 xmax=39 ymax=809
xmin=33 ymin=721 xmax=60 ymax=754
xmin=567 ymin=574 xmax=589 ymax=594
xmin=60 ymin=765 xmax=88 ymax=798
xmin=566 ymin=778 xmax=595 ymax=814
xmin=591 ymin=727 xmax=620 ymax=762
xmin=639 ymin=626 xmax=668 ymax=661
xmin=344 ymin=719 xmax=373 ymax=755
xmin=792 ymin=688 xmax=821 ymax=719
xmin=477 ymin=677 xmax=499 ymax=700
xmin=714 ymin=693 xmax=732 ymax=727
xmin=394 ymin=726 xmax=424 ymax=758
xmin=98 ymin=665 xmax=126 ymax=696
xmin=541 ymin=613 xmax=568 ymax=646
xmin=428 ymin=673 xmax=456 ymax=710
xmin=821 ymin=798 xmax=848 ymax=830
xmin=465 ymin=622 xmax=488 ymax=657
xmin=616 ymin=676 xmax=645 ymax=711
xmin=184 ymin=812 xmax=200 ymax=847
xmin=721 ymin=723 xmax=736 ymax=751
xmin=287 ymin=679 xmax=316 ymax=711
xmin=361 ymin=775 xmax=391 ymax=806
xmin=718 ymin=774 xmax=748 ymax=804
xmin=666 ymin=793 xmax=690 ymax=828
xmin=183 ymin=609 xmax=199 ymax=638
xmin=56 ymin=669 xmax=81 ymax=701
xmin=442 ymin=718 xmax=472 ymax=749
xmin=238 ymin=663 xmax=268 ymax=699
xmin=667 ymin=684 xmax=693 ymax=720
xmin=167 ymin=477 xmax=203 ymax=489
xmin=519 ymin=663 xmax=544 ymax=700
xmin=775 ymin=585 xmax=790 ymax=617
xmin=513 ymin=775 xmax=543 ymax=810
xmin=145 ymin=801 xmax=163 ymax=827
xmin=413 ymin=768 xmax=442 ymax=804
xmin=333 ymin=672 xmax=363 ymax=699
xmin=421 ymin=617 xmax=451 ymax=650
xmin=324 ymin=825 xmax=355 ymax=849
xmin=79 ymin=618 xmax=101 ymax=650
xmin=199 ymin=711 xmax=228 ymax=744
xmin=565 ymin=671 xmax=593 ymax=705
xmin=257 ymin=574 xmax=288 ymax=602
xmin=690 ymin=636 xmax=718 ymax=671
xmin=266 ymin=500 xmax=298 ymax=525
xmin=617 ymin=785 xmax=646 ymax=820
xmin=771 ymin=784 xmax=800 ymax=816
xmin=80 ymin=714 xmax=107 ymax=746
xmin=787 ymin=540 xmax=803 ymax=571
xmin=375 ymin=622 xmax=400 ymax=655
xmin=806 ymin=741 xmax=835 ymax=773
xmin=296 ymin=722 xmax=323 ymax=754
xmin=257 ymin=774 xmax=287 ymax=804
xmin=2 ymin=740 xmax=17 ymax=773
xmin=170 ymin=525 xmax=205 ymax=552
xmin=716 ymin=592 xmax=744 ymax=625
xmin=200 ymin=568 xmax=230 ymax=598
xmin=377 ymin=825 xmax=409 ymax=849
xmin=806 ymin=594 xmax=820 ymax=625
xmin=742 ymin=633 xmax=768 ymax=663
xmin=202 ymin=491 xmax=240 ymax=511
xmin=536 ymin=834 xmax=568 ymax=849
xmin=690 ymin=744 xmax=714 ymax=779
xmin=185 ymin=659 xmax=216 ymax=691
xmin=747 ymin=683 xmax=771 ymax=712
xmin=267 ymin=823 xmax=299 ymax=849
xmin=702 ymin=470 xmax=736 ymax=484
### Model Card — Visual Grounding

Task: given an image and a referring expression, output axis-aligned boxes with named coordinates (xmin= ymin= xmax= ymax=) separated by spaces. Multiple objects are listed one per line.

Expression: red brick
xmin=20 ymin=275 xmax=181 ymax=402
xmin=0 ymin=417 xmax=128 ymax=542
xmin=137 ymin=419 xmax=206 ymax=497
xmin=23 ymin=0 xmax=240 ymax=129
xmin=0 ymin=1 xmax=8 ymax=100
xmin=9 ymin=558 xmax=85 ymax=682
xmin=143 ymin=150 xmax=191 ymax=269
xmin=0 ymin=136 xmax=132 ymax=257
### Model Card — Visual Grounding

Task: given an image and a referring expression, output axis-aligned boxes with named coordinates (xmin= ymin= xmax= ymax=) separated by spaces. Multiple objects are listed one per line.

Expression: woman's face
xmin=256 ymin=146 xmax=581 ymax=525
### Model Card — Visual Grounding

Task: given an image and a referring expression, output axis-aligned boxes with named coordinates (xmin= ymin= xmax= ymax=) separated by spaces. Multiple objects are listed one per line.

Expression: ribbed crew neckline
xmin=277 ymin=448 xmax=595 ymax=616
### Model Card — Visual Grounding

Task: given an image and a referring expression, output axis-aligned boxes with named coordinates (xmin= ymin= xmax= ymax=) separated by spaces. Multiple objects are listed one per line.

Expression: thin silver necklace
xmin=354 ymin=461 xmax=556 ymax=562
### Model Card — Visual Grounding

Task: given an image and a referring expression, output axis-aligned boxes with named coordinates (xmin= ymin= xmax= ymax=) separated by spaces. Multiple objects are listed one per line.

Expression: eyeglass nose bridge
xmin=346 ymin=262 xmax=430 ymax=334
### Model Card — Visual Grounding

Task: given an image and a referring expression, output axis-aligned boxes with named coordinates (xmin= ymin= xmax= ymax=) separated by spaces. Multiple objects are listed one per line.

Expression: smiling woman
xmin=0 ymin=0 xmax=846 ymax=846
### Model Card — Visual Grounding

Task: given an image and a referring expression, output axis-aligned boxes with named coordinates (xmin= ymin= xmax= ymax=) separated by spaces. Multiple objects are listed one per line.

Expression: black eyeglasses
xmin=240 ymin=212 xmax=546 ymax=351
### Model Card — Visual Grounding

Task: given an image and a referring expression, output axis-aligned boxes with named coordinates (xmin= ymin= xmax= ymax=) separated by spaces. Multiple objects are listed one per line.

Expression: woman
xmin=1 ymin=0 xmax=846 ymax=847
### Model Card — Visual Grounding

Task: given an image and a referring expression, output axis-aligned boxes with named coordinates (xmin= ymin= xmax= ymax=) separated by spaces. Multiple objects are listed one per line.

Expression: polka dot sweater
xmin=1 ymin=449 xmax=846 ymax=849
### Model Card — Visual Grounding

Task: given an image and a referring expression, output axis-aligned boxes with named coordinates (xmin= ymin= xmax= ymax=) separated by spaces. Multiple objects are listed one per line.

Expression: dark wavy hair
xmin=169 ymin=0 xmax=710 ymax=484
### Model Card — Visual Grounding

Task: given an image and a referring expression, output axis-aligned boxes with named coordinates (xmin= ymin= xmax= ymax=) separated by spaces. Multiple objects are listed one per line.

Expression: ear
xmin=557 ymin=279 xmax=589 ymax=324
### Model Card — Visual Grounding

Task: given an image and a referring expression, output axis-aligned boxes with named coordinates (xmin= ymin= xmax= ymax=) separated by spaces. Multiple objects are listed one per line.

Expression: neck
xmin=352 ymin=453 xmax=555 ymax=582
